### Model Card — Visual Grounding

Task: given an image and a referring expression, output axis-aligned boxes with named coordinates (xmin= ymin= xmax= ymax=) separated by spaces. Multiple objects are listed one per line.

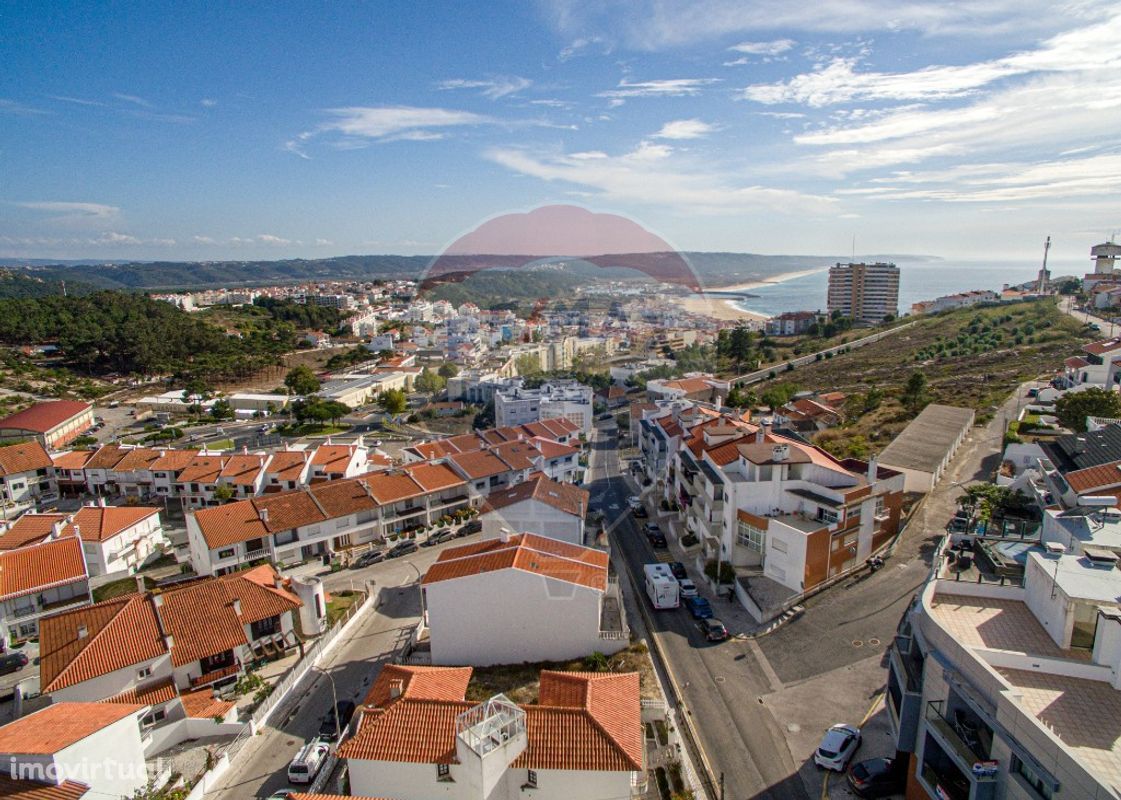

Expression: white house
xmin=479 ymin=475 xmax=589 ymax=545
xmin=0 ymin=702 xmax=149 ymax=799
xmin=0 ymin=536 xmax=90 ymax=643
xmin=421 ymin=532 xmax=627 ymax=666
xmin=339 ymin=665 xmax=644 ymax=800
xmin=494 ymin=380 xmax=595 ymax=434
xmin=0 ymin=440 xmax=57 ymax=510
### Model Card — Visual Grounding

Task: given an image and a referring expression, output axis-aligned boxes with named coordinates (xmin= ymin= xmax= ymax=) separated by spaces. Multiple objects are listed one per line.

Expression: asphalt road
xmin=587 ymin=421 xmax=810 ymax=800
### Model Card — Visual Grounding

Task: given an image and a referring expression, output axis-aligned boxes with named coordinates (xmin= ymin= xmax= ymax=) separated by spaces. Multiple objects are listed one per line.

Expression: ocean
xmin=726 ymin=260 xmax=1082 ymax=318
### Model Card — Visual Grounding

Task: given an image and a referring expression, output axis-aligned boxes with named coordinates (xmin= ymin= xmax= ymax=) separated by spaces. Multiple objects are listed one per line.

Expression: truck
xmin=644 ymin=563 xmax=680 ymax=609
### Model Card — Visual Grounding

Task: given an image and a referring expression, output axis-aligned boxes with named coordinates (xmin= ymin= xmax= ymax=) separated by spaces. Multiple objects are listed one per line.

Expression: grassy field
xmin=325 ymin=589 xmax=363 ymax=627
xmin=465 ymin=643 xmax=660 ymax=703
xmin=92 ymin=575 xmax=156 ymax=602
xmin=753 ymin=299 xmax=1094 ymax=458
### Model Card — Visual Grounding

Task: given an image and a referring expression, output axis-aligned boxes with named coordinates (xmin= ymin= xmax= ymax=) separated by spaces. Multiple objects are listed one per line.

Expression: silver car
xmin=814 ymin=724 xmax=861 ymax=771
xmin=677 ymin=578 xmax=699 ymax=598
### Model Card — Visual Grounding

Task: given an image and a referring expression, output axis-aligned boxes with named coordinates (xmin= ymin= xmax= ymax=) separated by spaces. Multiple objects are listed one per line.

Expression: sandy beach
xmin=679 ymin=267 xmax=829 ymax=322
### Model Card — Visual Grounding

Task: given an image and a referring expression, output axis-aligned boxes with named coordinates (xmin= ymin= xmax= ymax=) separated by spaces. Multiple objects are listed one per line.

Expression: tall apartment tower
xmin=827 ymin=262 xmax=900 ymax=323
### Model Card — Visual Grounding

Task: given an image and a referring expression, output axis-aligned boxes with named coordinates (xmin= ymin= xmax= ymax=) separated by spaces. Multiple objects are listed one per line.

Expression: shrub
xmin=704 ymin=559 xmax=736 ymax=584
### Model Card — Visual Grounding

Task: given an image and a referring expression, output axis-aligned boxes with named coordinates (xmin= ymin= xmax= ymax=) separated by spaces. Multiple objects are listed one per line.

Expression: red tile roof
xmin=448 ymin=449 xmax=512 ymax=480
xmin=97 ymin=676 xmax=178 ymax=708
xmin=177 ymin=455 xmax=226 ymax=484
xmin=0 ymin=401 xmax=90 ymax=434
xmin=363 ymin=471 xmax=426 ymax=504
xmin=1066 ymin=460 xmax=1121 ymax=493
xmin=0 ymin=702 xmax=141 ymax=754
xmin=179 ymin=687 xmax=237 ymax=719
xmin=0 ymin=513 xmax=72 ymax=550
xmin=51 ymin=450 xmax=94 ymax=470
xmin=266 ymin=450 xmax=310 ymax=481
xmin=423 ymin=532 xmax=607 ymax=590
xmin=0 ymin=776 xmax=89 ymax=799
xmin=339 ymin=666 xmax=641 ymax=772
xmin=0 ymin=537 xmax=88 ymax=601
xmin=69 ymin=505 xmax=160 ymax=543
xmin=362 ymin=664 xmax=473 ymax=708
xmin=481 ymin=475 xmax=588 ymax=518
xmin=84 ymin=444 xmax=128 ymax=471
xmin=0 ymin=441 xmax=53 ymax=477
xmin=112 ymin=447 xmax=163 ymax=471
xmin=311 ymin=444 xmax=359 ymax=473
xmin=530 ymin=436 xmax=578 ymax=459
xmin=149 ymin=449 xmax=199 ymax=472
xmin=1083 ymin=339 xmax=1121 ymax=355
xmin=192 ymin=498 xmax=270 ymax=549
xmin=219 ymin=454 xmax=268 ymax=486
xmin=403 ymin=462 xmax=465 ymax=493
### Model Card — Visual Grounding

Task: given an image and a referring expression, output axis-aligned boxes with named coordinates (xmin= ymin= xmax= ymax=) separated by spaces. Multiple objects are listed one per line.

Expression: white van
xmin=287 ymin=740 xmax=330 ymax=784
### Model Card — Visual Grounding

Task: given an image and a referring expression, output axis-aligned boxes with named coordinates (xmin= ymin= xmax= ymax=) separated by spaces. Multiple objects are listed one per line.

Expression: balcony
xmin=190 ymin=659 xmax=242 ymax=688
xmin=924 ymin=701 xmax=995 ymax=776
xmin=244 ymin=548 xmax=269 ymax=561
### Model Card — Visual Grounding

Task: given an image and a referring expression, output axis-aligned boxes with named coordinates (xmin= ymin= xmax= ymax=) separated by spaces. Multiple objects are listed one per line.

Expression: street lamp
xmin=313 ymin=665 xmax=341 ymax=743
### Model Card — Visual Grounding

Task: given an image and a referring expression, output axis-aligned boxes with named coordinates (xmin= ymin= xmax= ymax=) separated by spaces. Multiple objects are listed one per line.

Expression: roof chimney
xmin=755 ymin=426 xmax=765 ymax=444
xmin=76 ymin=624 xmax=88 ymax=639
xmin=50 ymin=520 xmax=64 ymax=540
xmin=232 ymin=598 xmax=242 ymax=616
xmin=135 ymin=574 xmax=145 ymax=594
xmin=867 ymin=455 xmax=878 ymax=482
xmin=72 ymin=524 xmax=80 ymax=540
xmin=164 ymin=634 xmax=174 ymax=650
xmin=258 ymin=507 xmax=269 ymax=524
xmin=98 ymin=496 xmax=107 ymax=508
xmin=499 ymin=527 xmax=512 ymax=543
xmin=389 ymin=678 xmax=404 ymax=699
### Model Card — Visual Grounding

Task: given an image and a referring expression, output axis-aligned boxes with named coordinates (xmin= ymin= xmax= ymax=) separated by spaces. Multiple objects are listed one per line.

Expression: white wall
xmin=762 ymin=520 xmax=809 ymax=592
xmin=53 ymin=711 xmax=148 ymax=798
xmin=426 ymin=568 xmax=606 ymax=666
xmin=49 ymin=653 xmax=173 ymax=704
xmin=1024 ymin=555 xmax=1071 ymax=649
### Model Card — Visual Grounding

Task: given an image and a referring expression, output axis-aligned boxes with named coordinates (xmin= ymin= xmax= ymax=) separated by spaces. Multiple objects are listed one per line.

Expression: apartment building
xmin=1059 ymin=337 xmax=1121 ymax=390
xmin=827 ymin=261 xmax=900 ymax=323
xmin=186 ymin=463 xmax=470 ymax=575
xmin=422 ymin=532 xmax=625 ymax=665
xmin=495 ymin=380 xmax=594 ymax=434
xmin=764 ymin=310 xmax=819 ymax=336
xmin=0 ymin=439 xmax=57 ymax=509
xmin=338 ymin=665 xmax=644 ymax=800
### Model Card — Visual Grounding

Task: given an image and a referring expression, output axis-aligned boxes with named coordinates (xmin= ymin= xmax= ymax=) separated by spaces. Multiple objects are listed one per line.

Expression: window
xmin=818 ymin=508 xmax=839 ymax=524
xmin=141 ymin=708 xmax=166 ymax=728
xmin=217 ymin=548 xmax=235 ymax=559
xmin=1012 ymin=755 xmax=1053 ymax=800
xmin=437 ymin=763 xmax=453 ymax=781
xmin=137 ymin=666 xmax=152 ymax=679
xmin=737 ymin=520 xmax=765 ymax=553
xmin=526 ymin=769 xmax=538 ymax=788
xmin=275 ymin=530 xmax=297 ymax=546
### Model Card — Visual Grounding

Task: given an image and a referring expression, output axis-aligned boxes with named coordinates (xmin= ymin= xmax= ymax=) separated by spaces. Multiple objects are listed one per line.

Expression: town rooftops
xmin=0 ymin=440 xmax=53 ymax=477
xmin=51 ymin=450 xmax=94 ymax=471
xmin=481 ymin=474 xmax=589 ymax=518
xmin=1082 ymin=338 xmax=1121 ymax=356
xmin=0 ymin=512 xmax=71 ymax=550
xmin=423 ymin=532 xmax=608 ymax=591
xmin=0 ymin=536 xmax=87 ymax=601
xmin=0 ymin=401 xmax=90 ymax=434
xmin=1065 ymin=460 xmax=1121 ymax=494
xmin=0 ymin=702 xmax=142 ymax=755
xmin=339 ymin=665 xmax=641 ymax=772
xmin=1043 ymin=423 xmax=1121 ymax=473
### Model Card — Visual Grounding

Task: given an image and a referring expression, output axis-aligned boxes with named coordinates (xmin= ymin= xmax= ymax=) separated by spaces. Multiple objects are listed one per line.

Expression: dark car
xmin=698 ymin=618 xmax=728 ymax=642
xmin=421 ymin=529 xmax=457 ymax=547
xmin=0 ymin=652 xmax=28 ymax=675
xmin=668 ymin=562 xmax=688 ymax=580
xmin=632 ymin=505 xmax=648 ymax=519
xmin=318 ymin=699 xmax=357 ymax=741
xmin=684 ymin=596 xmax=714 ymax=620
xmin=648 ymin=533 xmax=668 ymax=549
xmin=386 ymin=539 xmax=419 ymax=559
xmin=458 ymin=519 xmax=482 ymax=537
xmin=643 ymin=523 xmax=661 ymax=535
xmin=846 ymin=757 xmax=903 ymax=798
xmin=351 ymin=549 xmax=385 ymax=569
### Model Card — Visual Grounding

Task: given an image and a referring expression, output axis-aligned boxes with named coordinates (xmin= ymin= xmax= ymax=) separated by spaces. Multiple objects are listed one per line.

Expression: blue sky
xmin=1 ymin=1 xmax=1119 ymax=267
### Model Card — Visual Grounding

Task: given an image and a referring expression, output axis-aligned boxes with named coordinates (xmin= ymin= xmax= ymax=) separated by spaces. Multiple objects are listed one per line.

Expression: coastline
xmin=679 ymin=266 xmax=829 ymax=322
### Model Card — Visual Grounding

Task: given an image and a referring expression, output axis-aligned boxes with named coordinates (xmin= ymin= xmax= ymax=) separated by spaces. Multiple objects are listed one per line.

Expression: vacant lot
xmin=754 ymin=299 xmax=1094 ymax=457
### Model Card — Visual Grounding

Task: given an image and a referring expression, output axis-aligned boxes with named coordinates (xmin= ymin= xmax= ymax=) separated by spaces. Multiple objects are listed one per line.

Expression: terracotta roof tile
xmin=51 ymin=450 xmax=94 ymax=470
xmin=403 ymin=462 xmax=465 ymax=493
xmin=112 ymin=447 xmax=163 ymax=471
xmin=0 ymin=441 xmax=53 ymax=477
xmin=84 ymin=444 xmax=128 ymax=471
xmin=0 ymin=702 xmax=141 ymax=755
xmin=0 ymin=537 xmax=88 ymax=601
xmin=309 ymin=478 xmax=378 ymax=518
xmin=97 ymin=676 xmax=177 ymax=707
xmin=179 ymin=687 xmax=237 ymax=719
xmin=481 ymin=475 xmax=588 ymax=517
xmin=219 ymin=454 xmax=268 ymax=486
xmin=362 ymin=664 xmax=473 ymax=707
xmin=193 ymin=498 xmax=269 ymax=549
xmin=1066 ymin=460 xmax=1121 ymax=493
xmin=69 ymin=505 xmax=160 ymax=543
xmin=149 ymin=449 xmax=199 ymax=472
xmin=266 ymin=450 xmax=310 ymax=481
xmin=177 ymin=455 xmax=227 ymax=485
xmin=363 ymin=471 xmax=425 ymax=504
xmin=0 ymin=776 xmax=89 ymax=799
xmin=0 ymin=513 xmax=71 ymax=550
xmin=0 ymin=401 xmax=90 ymax=435
xmin=447 ymin=450 xmax=511 ymax=480
xmin=311 ymin=444 xmax=359 ymax=472
xmin=253 ymin=490 xmax=328 ymax=532
xmin=530 ymin=437 xmax=578 ymax=459
xmin=423 ymin=533 xmax=607 ymax=590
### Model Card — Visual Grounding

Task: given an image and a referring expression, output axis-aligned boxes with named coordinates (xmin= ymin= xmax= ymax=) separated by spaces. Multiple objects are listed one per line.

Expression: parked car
xmin=265 ymin=791 xmax=295 ymax=800
xmin=458 ymin=519 xmax=482 ymax=537
xmin=648 ymin=533 xmax=668 ymax=549
xmin=287 ymin=740 xmax=331 ymax=784
xmin=0 ymin=652 xmax=29 ymax=675
xmin=846 ymin=757 xmax=903 ymax=798
xmin=814 ymin=724 xmax=862 ymax=771
xmin=643 ymin=523 xmax=661 ymax=535
xmin=351 ymin=549 xmax=385 ymax=569
xmin=684 ymin=596 xmax=714 ymax=619
xmin=386 ymin=539 xmax=419 ymax=559
xmin=257 ymin=424 xmax=271 ymax=433
xmin=632 ymin=505 xmax=648 ymax=519
xmin=1026 ymin=387 xmax=1040 ymax=398
xmin=597 ymin=412 xmax=614 ymax=421
xmin=698 ymin=618 xmax=728 ymax=642
xmin=318 ymin=699 xmax=357 ymax=741
xmin=626 ymin=496 xmax=642 ymax=510
xmin=422 ymin=529 xmax=456 ymax=547
xmin=678 ymin=578 xmax=699 ymax=598
xmin=668 ymin=562 xmax=688 ymax=580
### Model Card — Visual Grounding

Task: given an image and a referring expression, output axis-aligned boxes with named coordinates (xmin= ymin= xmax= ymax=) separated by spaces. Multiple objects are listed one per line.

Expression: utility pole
xmin=719 ymin=771 xmax=725 ymax=800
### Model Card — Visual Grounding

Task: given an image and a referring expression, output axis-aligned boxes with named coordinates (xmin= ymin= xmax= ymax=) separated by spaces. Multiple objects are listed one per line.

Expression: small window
xmin=526 ymin=769 xmax=538 ymax=788
xmin=1012 ymin=755 xmax=1053 ymax=800
xmin=436 ymin=763 xmax=453 ymax=782
xmin=137 ymin=666 xmax=152 ymax=679
xmin=141 ymin=708 xmax=166 ymax=728
xmin=218 ymin=548 xmax=235 ymax=559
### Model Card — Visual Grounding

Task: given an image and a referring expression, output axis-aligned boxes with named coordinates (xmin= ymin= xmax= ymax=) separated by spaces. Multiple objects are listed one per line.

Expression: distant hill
xmin=0 ymin=251 xmax=939 ymax=292
xmin=0 ymin=269 xmax=94 ymax=299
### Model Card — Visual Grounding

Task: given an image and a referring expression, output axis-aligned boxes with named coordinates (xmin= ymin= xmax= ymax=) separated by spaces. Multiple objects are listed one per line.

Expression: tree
xmin=321 ymin=400 xmax=350 ymax=424
xmin=213 ymin=483 xmax=235 ymax=503
xmin=514 ymin=353 xmax=542 ymax=377
xmin=724 ymin=387 xmax=750 ymax=409
xmin=209 ymin=399 xmax=233 ymax=421
xmin=414 ymin=367 xmax=446 ymax=396
xmin=284 ymin=365 xmax=320 ymax=396
xmin=437 ymin=362 xmax=459 ymax=379
xmin=378 ymin=388 xmax=408 ymax=415
xmin=901 ymin=370 xmax=929 ymax=414
xmin=760 ymin=382 xmax=799 ymax=410
xmin=1055 ymin=387 xmax=1121 ymax=432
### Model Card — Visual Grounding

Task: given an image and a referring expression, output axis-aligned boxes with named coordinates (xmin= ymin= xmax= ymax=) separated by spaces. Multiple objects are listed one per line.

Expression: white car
xmin=814 ymin=724 xmax=861 ymax=771
xmin=287 ymin=740 xmax=330 ymax=784
xmin=677 ymin=578 xmax=699 ymax=598
xmin=626 ymin=496 xmax=642 ymax=510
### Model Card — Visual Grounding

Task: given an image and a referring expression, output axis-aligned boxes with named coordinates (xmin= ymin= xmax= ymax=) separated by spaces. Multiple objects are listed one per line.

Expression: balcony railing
xmin=244 ymin=548 xmax=269 ymax=561
xmin=190 ymin=659 xmax=241 ymax=688
xmin=924 ymin=701 xmax=994 ymax=777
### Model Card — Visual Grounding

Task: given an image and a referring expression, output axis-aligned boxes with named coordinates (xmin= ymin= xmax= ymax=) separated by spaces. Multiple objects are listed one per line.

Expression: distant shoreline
xmin=680 ymin=267 xmax=829 ymax=322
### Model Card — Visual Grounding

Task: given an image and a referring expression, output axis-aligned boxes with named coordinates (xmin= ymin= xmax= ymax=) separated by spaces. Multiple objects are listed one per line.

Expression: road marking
xmin=820 ymin=770 xmax=831 ymax=799
xmin=860 ymin=691 xmax=885 ymax=727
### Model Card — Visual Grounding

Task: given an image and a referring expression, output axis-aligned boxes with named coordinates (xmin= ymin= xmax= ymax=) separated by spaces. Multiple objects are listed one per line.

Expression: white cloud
xmin=297 ymin=106 xmax=493 ymax=150
xmin=14 ymin=201 xmax=120 ymax=219
xmin=485 ymin=143 xmax=833 ymax=215
xmin=652 ymin=119 xmax=717 ymax=139
xmin=437 ymin=76 xmax=532 ymax=100
xmin=48 ymin=95 xmax=106 ymax=107
xmin=729 ymin=39 xmax=795 ymax=55
xmin=192 ymin=235 xmax=217 ymax=245
xmin=599 ymin=78 xmax=720 ymax=103
xmin=0 ymin=98 xmax=49 ymax=116
xmin=256 ymin=234 xmax=292 ymax=245
xmin=94 ymin=232 xmax=141 ymax=245
xmin=200 ymin=98 xmax=217 ymax=107
xmin=314 ymin=238 xmax=334 ymax=246
xmin=539 ymin=0 xmax=1114 ymax=50
xmin=113 ymin=93 xmax=153 ymax=108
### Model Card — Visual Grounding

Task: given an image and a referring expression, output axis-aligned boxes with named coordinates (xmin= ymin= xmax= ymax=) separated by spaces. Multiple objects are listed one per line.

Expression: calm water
xmin=726 ymin=260 xmax=1081 ymax=318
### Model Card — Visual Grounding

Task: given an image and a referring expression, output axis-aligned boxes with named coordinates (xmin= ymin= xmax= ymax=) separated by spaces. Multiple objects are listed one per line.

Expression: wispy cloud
xmin=652 ymin=119 xmax=718 ymax=139
xmin=49 ymin=95 xmax=106 ymax=107
xmin=113 ymin=92 xmax=153 ymax=108
xmin=13 ymin=201 xmax=120 ymax=219
xmin=598 ymin=78 xmax=719 ymax=106
xmin=0 ymin=99 xmax=49 ymax=116
xmin=437 ymin=76 xmax=532 ymax=100
xmin=316 ymin=105 xmax=491 ymax=144
xmin=200 ymin=98 xmax=217 ymax=108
